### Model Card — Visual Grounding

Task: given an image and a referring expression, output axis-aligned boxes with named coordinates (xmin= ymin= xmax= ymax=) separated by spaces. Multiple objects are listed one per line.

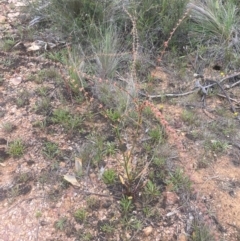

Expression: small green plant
xmin=1 ymin=122 xmax=14 ymax=133
xmin=54 ymin=217 xmax=67 ymax=231
xmin=181 ymin=110 xmax=197 ymax=125
xmin=51 ymin=108 xmax=83 ymax=131
xmin=103 ymin=142 xmax=117 ymax=156
xmin=17 ymin=173 xmax=30 ymax=183
xmin=0 ymin=75 xmax=4 ymax=85
xmin=102 ymin=169 xmax=117 ymax=185
xmin=33 ymin=68 xmax=60 ymax=84
xmin=197 ymin=158 xmax=209 ymax=169
xmin=144 ymin=180 xmax=160 ymax=197
xmin=191 ymin=219 xmax=216 ymax=241
xmin=0 ymin=37 xmax=15 ymax=51
xmin=81 ymin=232 xmax=93 ymax=241
xmin=105 ymin=109 xmax=121 ymax=122
xmin=120 ymin=196 xmax=134 ymax=215
xmin=34 ymin=97 xmax=51 ymax=115
xmin=101 ymin=223 xmax=115 ymax=234
xmin=9 ymin=185 xmax=20 ymax=198
xmin=86 ymin=197 xmax=99 ymax=209
xmin=16 ymin=90 xmax=30 ymax=108
xmin=45 ymin=49 xmax=67 ymax=63
xmin=74 ymin=208 xmax=87 ymax=223
xmin=153 ymin=157 xmax=166 ymax=167
xmin=121 ymin=216 xmax=142 ymax=231
xmin=35 ymin=211 xmax=42 ymax=219
xmin=38 ymin=172 xmax=49 ymax=187
xmin=7 ymin=139 xmax=25 ymax=158
xmin=143 ymin=206 xmax=155 ymax=218
xmin=42 ymin=141 xmax=59 ymax=159
xmin=167 ymin=168 xmax=191 ymax=192
xmin=143 ymin=106 xmax=154 ymax=117
xmin=188 ymin=0 xmax=239 ymax=67
xmin=51 ymin=108 xmax=70 ymax=123
xmin=36 ymin=86 xmax=49 ymax=96
xmin=205 ymin=139 xmax=228 ymax=153
xmin=32 ymin=119 xmax=47 ymax=131
xmin=86 ymin=133 xmax=105 ymax=166
xmin=149 ymin=126 xmax=165 ymax=143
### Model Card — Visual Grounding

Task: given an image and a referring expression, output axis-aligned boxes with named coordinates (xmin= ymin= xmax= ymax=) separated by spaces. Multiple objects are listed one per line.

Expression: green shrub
xmin=7 ymin=139 xmax=25 ymax=158
xmin=188 ymin=0 xmax=240 ymax=68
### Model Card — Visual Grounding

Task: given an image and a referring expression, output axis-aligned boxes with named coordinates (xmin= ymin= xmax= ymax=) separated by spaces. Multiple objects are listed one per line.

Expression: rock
xmin=143 ymin=226 xmax=153 ymax=236
xmin=9 ymin=76 xmax=22 ymax=85
xmin=0 ymin=16 xmax=7 ymax=23
xmin=59 ymin=162 xmax=66 ymax=168
xmin=178 ymin=233 xmax=188 ymax=241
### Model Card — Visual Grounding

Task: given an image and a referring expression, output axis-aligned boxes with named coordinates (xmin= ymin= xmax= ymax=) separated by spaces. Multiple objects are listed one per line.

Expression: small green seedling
xmin=101 ymin=223 xmax=115 ymax=234
xmin=54 ymin=217 xmax=67 ymax=231
xmin=34 ymin=97 xmax=51 ymax=115
xmin=103 ymin=142 xmax=117 ymax=156
xmin=144 ymin=180 xmax=160 ymax=197
xmin=181 ymin=110 xmax=197 ymax=125
xmin=149 ymin=127 xmax=165 ymax=143
xmin=120 ymin=196 xmax=134 ymax=215
xmin=35 ymin=211 xmax=42 ymax=219
xmin=167 ymin=168 xmax=191 ymax=192
xmin=1 ymin=122 xmax=14 ymax=133
xmin=7 ymin=139 xmax=25 ymax=158
xmin=42 ymin=141 xmax=59 ymax=159
xmin=102 ymin=169 xmax=117 ymax=185
xmin=205 ymin=139 xmax=228 ymax=153
xmin=105 ymin=109 xmax=121 ymax=122
xmin=74 ymin=208 xmax=87 ymax=223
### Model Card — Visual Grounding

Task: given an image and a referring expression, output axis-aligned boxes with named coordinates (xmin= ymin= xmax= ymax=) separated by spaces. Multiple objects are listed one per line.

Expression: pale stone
xmin=178 ymin=233 xmax=188 ymax=241
xmin=9 ymin=76 xmax=22 ymax=85
xmin=143 ymin=226 xmax=153 ymax=236
xmin=0 ymin=16 xmax=7 ymax=23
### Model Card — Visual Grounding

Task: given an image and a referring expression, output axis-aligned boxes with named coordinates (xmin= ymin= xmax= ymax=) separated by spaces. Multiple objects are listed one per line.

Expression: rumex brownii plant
xmin=57 ymin=2 xmax=188 ymax=204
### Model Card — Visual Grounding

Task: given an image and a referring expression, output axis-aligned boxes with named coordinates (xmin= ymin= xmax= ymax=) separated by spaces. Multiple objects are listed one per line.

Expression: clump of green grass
xmin=54 ymin=217 xmax=67 ymax=231
xmin=100 ymin=222 xmax=115 ymax=234
xmin=44 ymin=49 xmax=68 ymax=63
xmin=7 ymin=139 xmax=25 ymax=158
xmin=74 ymin=208 xmax=87 ymax=223
xmin=103 ymin=142 xmax=117 ymax=156
xmin=16 ymin=90 xmax=30 ymax=108
xmin=35 ymin=86 xmax=49 ymax=97
xmin=181 ymin=110 xmax=198 ymax=125
xmin=120 ymin=196 xmax=134 ymax=215
xmin=51 ymin=108 xmax=84 ymax=132
xmin=32 ymin=69 xmax=60 ymax=84
xmin=1 ymin=122 xmax=15 ymax=133
xmin=149 ymin=126 xmax=166 ymax=143
xmin=188 ymin=0 xmax=240 ymax=68
xmin=105 ymin=109 xmax=121 ymax=122
xmin=191 ymin=219 xmax=216 ymax=241
xmin=167 ymin=168 xmax=192 ymax=192
xmin=102 ymin=169 xmax=117 ymax=185
xmin=42 ymin=141 xmax=59 ymax=159
xmin=0 ymin=37 xmax=15 ymax=51
xmin=144 ymin=180 xmax=160 ymax=197
xmin=204 ymin=139 xmax=229 ymax=153
xmin=34 ymin=97 xmax=51 ymax=115
xmin=86 ymin=197 xmax=99 ymax=209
